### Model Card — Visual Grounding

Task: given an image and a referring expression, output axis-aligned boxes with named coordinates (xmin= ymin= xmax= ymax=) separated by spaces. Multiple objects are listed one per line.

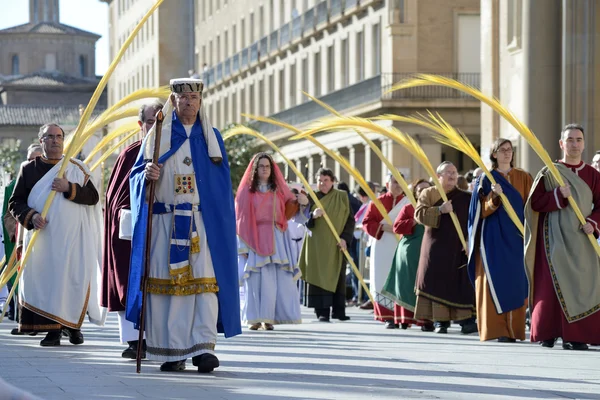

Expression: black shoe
xmin=562 ymin=341 xmax=588 ymax=351
xmin=160 ymin=360 xmax=187 ymax=372
xmin=435 ymin=326 xmax=448 ymax=334
xmin=192 ymin=353 xmax=220 ymax=373
xmin=40 ymin=331 xmax=61 ymax=347
xmin=541 ymin=338 xmax=556 ymax=348
xmin=460 ymin=323 xmax=478 ymax=335
xmin=385 ymin=321 xmax=398 ymax=329
xmin=122 ymin=341 xmax=146 ymax=359
xmin=421 ymin=324 xmax=435 ymax=332
xmin=11 ymin=328 xmax=37 ymax=336
xmin=400 ymin=323 xmax=409 ymax=330
xmin=498 ymin=336 xmax=517 ymax=343
xmin=332 ymin=315 xmax=350 ymax=321
xmin=62 ymin=328 xmax=84 ymax=345
xmin=318 ymin=316 xmax=330 ymax=322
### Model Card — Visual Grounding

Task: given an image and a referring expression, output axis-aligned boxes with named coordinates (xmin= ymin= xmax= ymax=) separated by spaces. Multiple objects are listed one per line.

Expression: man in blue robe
xmin=126 ymin=78 xmax=241 ymax=373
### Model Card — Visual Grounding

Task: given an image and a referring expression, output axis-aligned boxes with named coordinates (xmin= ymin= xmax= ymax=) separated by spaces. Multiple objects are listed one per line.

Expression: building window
xmin=268 ymin=74 xmax=274 ymax=114
xmin=250 ymin=13 xmax=255 ymax=43
xmin=241 ymin=18 xmax=245 ymax=48
xmin=209 ymin=0 xmax=212 ymax=17
xmin=224 ymin=30 xmax=229 ymax=59
xmin=290 ymin=64 xmax=297 ymax=107
xmin=217 ymin=35 xmax=221 ymax=63
xmin=327 ymin=45 xmax=334 ymax=92
xmin=279 ymin=69 xmax=285 ymax=109
xmin=259 ymin=6 xmax=265 ymax=37
xmin=232 ymin=24 xmax=237 ymax=53
xmin=507 ymin=0 xmax=522 ymax=51
xmin=301 ymin=58 xmax=308 ymax=101
xmin=232 ymin=91 xmax=238 ymax=123
xmin=33 ymin=0 xmax=39 ymax=22
xmin=11 ymin=54 xmax=19 ymax=75
xmin=356 ymin=30 xmax=364 ymax=81
xmin=45 ymin=53 xmax=57 ymax=71
xmin=53 ymin=0 xmax=59 ymax=22
xmin=372 ymin=23 xmax=381 ymax=75
xmin=341 ymin=38 xmax=349 ymax=86
xmin=79 ymin=55 xmax=86 ymax=77
xmin=314 ymin=52 xmax=321 ymax=97
xmin=269 ymin=0 xmax=274 ymax=32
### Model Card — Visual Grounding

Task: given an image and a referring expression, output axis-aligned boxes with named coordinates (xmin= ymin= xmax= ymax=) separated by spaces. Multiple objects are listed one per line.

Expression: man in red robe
xmin=100 ymin=101 xmax=162 ymax=358
xmin=362 ymin=174 xmax=409 ymax=328
xmin=525 ymin=123 xmax=600 ymax=350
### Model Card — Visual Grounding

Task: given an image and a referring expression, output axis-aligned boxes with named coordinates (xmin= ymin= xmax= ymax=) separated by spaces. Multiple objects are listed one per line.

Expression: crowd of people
xmin=1 ymin=78 xmax=599 ymax=381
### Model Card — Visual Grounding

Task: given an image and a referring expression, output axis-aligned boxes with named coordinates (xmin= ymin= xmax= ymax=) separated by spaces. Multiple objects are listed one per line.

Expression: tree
xmin=222 ymin=123 xmax=262 ymax=196
xmin=0 ymin=140 xmax=24 ymax=181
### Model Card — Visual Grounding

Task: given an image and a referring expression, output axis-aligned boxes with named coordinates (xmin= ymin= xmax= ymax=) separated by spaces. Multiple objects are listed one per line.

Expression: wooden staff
xmin=136 ymin=109 xmax=164 ymax=373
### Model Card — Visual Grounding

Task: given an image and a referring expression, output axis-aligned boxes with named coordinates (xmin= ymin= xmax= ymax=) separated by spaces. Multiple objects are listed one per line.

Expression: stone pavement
xmin=1 ymin=307 xmax=599 ymax=400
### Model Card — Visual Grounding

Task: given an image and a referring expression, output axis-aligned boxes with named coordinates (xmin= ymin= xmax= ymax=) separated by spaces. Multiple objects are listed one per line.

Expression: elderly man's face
xmin=138 ymin=106 xmax=158 ymax=137
xmin=39 ymin=125 xmax=64 ymax=159
xmin=438 ymin=164 xmax=458 ymax=191
xmin=171 ymin=92 xmax=201 ymax=121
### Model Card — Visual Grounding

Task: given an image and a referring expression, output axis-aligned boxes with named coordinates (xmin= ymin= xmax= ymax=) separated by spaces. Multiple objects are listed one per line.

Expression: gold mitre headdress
xmin=170 ymin=78 xmax=204 ymax=94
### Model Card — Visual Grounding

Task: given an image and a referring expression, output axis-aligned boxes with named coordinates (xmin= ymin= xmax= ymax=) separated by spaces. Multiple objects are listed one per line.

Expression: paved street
xmin=1 ymin=307 xmax=599 ymax=400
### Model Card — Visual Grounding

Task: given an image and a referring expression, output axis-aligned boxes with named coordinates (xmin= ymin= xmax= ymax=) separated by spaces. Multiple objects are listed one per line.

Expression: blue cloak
xmin=125 ymin=112 xmax=241 ymax=338
xmin=467 ymin=170 xmax=528 ymax=314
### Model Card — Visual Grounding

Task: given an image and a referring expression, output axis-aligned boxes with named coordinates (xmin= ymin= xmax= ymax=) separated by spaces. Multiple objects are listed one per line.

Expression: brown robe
xmin=414 ymin=186 xmax=474 ymax=321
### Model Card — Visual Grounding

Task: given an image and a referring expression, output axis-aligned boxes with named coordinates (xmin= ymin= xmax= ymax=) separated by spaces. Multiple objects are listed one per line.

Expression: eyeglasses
xmin=496 ymin=148 xmax=513 ymax=154
xmin=41 ymin=135 xmax=64 ymax=142
xmin=258 ymin=165 xmax=271 ymax=170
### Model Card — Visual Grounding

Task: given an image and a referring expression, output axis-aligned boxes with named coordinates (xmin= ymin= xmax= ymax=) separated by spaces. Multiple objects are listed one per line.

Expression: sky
xmin=0 ymin=0 xmax=109 ymax=75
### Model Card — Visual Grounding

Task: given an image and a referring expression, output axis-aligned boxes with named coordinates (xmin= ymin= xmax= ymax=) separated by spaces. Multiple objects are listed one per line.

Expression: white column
xmin=307 ymin=155 xmax=315 ymax=184
xmin=348 ymin=145 xmax=356 ymax=189
xmin=380 ymin=140 xmax=388 ymax=184
xmin=320 ymin=152 xmax=327 ymax=168
xmin=263 ymin=73 xmax=271 ymax=116
xmin=284 ymin=162 xmax=289 ymax=181
xmin=295 ymin=58 xmax=303 ymax=105
xmin=363 ymin=143 xmax=372 ymax=181
xmin=295 ymin=158 xmax=302 ymax=183
xmin=273 ymin=68 xmax=281 ymax=113
xmin=308 ymin=52 xmax=316 ymax=98
xmin=348 ymin=28 xmax=358 ymax=84
xmin=334 ymin=37 xmax=343 ymax=91
xmin=283 ymin=64 xmax=291 ymax=110
xmin=320 ymin=44 xmax=328 ymax=95
xmin=364 ymin=21 xmax=374 ymax=78
xmin=334 ymin=154 xmax=341 ymax=183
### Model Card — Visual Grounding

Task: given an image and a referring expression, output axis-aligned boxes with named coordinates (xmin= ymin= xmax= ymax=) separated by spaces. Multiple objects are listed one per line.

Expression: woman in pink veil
xmin=236 ymin=153 xmax=310 ymax=330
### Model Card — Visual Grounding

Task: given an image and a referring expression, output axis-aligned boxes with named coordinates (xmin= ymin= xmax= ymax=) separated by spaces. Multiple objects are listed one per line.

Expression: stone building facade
xmin=0 ymin=0 xmax=106 ymax=152
xmin=480 ymin=0 xmax=600 ymax=174
xmin=198 ymin=0 xmax=481 ymax=184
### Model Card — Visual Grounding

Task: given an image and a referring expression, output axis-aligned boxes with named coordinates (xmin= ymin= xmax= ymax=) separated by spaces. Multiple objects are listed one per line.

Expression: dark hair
xmin=38 ymin=123 xmax=65 ymax=139
xmin=139 ymin=101 xmax=163 ymax=123
xmin=316 ymin=167 xmax=336 ymax=182
xmin=249 ymin=152 xmax=277 ymax=193
xmin=465 ymin=170 xmax=474 ymax=183
xmin=411 ymin=178 xmax=431 ymax=200
xmin=489 ymin=138 xmax=514 ymax=169
xmin=337 ymin=181 xmax=350 ymax=193
xmin=356 ymin=181 xmax=375 ymax=197
xmin=561 ymin=123 xmax=585 ymax=139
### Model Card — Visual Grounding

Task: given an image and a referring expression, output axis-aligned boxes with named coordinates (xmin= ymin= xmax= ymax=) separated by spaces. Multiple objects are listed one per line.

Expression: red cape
xmin=100 ymin=140 xmax=141 ymax=311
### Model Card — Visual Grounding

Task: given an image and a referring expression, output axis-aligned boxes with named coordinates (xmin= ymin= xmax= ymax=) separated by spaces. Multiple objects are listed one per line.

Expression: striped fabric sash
xmin=153 ymin=202 xmax=201 ymax=280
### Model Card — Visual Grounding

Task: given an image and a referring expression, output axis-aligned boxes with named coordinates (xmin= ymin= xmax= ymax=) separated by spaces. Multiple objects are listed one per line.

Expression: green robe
xmin=2 ymin=179 xmax=16 ymax=286
xmin=382 ymin=224 xmax=424 ymax=311
xmin=298 ymin=189 xmax=350 ymax=293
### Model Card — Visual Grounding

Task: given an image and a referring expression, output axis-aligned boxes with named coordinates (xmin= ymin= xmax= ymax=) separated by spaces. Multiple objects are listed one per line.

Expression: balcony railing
xmin=304 ymin=7 xmax=315 ymax=33
xmin=224 ymin=58 xmax=230 ymax=77
xmin=269 ymin=31 xmax=278 ymax=53
xmin=292 ymin=16 xmax=302 ymax=40
xmin=215 ymin=63 xmax=222 ymax=82
xmin=331 ymin=0 xmax=343 ymax=18
xmin=250 ymin=43 xmax=258 ymax=64
xmin=260 ymin=37 xmax=269 ymax=58
xmin=241 ymin=49 xmax=248 ymax=69
xmin=316 ymin=1 xmax=328 ymax=25
xmin=381 ymin=72 xmax=481 ymax=99
xmin=251 ymin=73 xmax=481 ymax=135
xmin=346 ymin=0 xmax=358 ymax=9
xmin=232 ymin=54 xmax=239 ymax=73
xmin=280 ymin=23 xmax=291 ymax=47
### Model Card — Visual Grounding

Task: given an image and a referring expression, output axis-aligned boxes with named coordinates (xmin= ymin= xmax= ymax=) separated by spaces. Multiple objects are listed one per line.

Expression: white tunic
xmin=145 ymin=125 xmax=219 ymax=362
